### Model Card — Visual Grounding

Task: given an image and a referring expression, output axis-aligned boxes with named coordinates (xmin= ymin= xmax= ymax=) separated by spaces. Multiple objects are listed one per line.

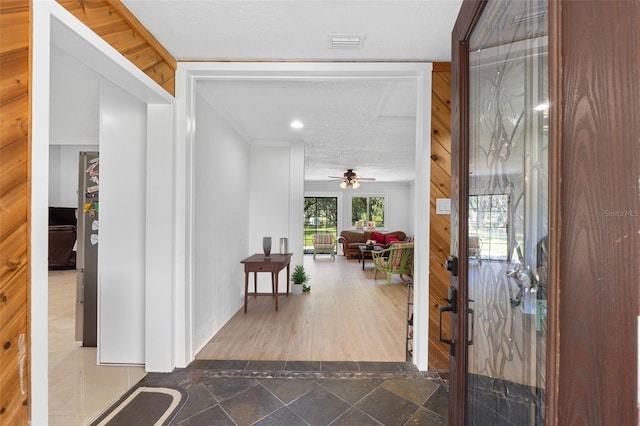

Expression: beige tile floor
xmin=48 ymin=270 xmax=146 ymax=426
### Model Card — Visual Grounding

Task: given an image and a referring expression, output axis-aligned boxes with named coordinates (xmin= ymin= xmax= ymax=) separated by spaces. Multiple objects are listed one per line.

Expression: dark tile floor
xmin=131 ymin=360 xmax=449 ymax=426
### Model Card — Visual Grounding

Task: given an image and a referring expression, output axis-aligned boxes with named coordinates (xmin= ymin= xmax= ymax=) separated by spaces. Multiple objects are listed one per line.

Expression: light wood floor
xmin=196 ymin=254 xmax=411 ymax=362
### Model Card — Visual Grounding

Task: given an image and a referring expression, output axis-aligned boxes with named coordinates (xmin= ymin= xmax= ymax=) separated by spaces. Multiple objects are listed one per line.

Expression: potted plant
xmin=291 ymin=264 xmax=310 ymax=294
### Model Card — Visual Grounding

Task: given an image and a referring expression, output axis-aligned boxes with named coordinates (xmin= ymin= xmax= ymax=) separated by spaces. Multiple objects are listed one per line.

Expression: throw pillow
xmin=385 ymin=234 xmax=400 ymax=244
xmin=371 ymin=231 xmax=386 ymax=244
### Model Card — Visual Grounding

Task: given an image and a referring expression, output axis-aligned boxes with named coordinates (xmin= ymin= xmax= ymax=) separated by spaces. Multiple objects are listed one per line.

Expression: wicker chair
xmin=312 ymin=233 xmax=336 ymax=260
xmin=372 ymin=242 xmax=414 ymax=284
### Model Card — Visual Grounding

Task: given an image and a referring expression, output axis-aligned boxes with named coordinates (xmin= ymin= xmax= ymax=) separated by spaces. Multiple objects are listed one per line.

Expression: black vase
xmin=263 ymin=237 xmax=272 ymax=257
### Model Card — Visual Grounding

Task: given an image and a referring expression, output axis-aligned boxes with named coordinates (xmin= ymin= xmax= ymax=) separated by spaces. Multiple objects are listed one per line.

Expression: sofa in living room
xmin=338 ymin=230 xmax=407 ymax=259
xmin=49 ymin=207 xmax=77 ymax=269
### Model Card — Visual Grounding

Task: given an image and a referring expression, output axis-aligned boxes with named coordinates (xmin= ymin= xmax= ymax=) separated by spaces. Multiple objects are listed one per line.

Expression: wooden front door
xmin=449 ymin=0 xmax=639 ymax=424
xmin=448 ymin=0 xmax=550 ymax=423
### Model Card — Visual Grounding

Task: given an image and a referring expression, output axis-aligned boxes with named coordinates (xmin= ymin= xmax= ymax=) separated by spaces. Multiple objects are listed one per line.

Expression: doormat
xmin=90 ymin=386 xmax=186 ymax=426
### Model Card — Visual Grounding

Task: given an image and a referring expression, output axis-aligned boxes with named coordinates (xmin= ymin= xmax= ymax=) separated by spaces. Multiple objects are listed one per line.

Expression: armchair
xmin=312 ymin=233 xmax=336 ymax=260
xmin=372 ymin=242 xmax=414 ymax=284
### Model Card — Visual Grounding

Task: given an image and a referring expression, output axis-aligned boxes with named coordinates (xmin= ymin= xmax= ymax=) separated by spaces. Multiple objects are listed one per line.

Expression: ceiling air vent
xmin=328 ymin=34 xmax=365 ymax=49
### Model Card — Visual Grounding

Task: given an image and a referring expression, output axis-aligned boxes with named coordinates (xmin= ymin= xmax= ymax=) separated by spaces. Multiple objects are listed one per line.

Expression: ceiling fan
xmin=328 ymin=169 xmax=376 ymax=189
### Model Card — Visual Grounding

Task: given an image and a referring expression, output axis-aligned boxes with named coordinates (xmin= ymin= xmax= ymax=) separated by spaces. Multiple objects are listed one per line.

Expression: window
xmin=304 ymin=197 xmax=338 ymax=253
xmin=352 ymin=196 xmax=385 ymax=228
xmin=468 ymin=194 xmax=509 ymax=260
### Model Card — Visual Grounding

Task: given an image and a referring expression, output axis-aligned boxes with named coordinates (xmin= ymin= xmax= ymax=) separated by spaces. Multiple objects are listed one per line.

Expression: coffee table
xmin=358 ymin=245 xmax=383 ymax=270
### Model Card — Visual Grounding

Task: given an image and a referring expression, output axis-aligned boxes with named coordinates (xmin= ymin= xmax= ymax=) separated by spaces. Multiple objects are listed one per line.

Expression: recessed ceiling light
xmin=290 ymin=120 xmax=304 ymax=129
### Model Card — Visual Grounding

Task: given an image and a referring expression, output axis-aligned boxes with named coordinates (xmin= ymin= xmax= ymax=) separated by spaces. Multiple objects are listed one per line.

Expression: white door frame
xmin=175 ymin=62 xmax=432 ymax=370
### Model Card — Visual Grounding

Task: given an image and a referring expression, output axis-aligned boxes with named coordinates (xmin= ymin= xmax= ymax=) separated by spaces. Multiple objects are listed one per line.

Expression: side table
xmin=240 ymin=253 xmax=293 ymax=312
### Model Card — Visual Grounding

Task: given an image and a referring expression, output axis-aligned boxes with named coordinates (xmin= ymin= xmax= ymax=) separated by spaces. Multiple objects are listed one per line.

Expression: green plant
xmin=291 ymin=264 xmax=309 ymax=284
xmin=291 ymin=265 xmax=311 ymax=292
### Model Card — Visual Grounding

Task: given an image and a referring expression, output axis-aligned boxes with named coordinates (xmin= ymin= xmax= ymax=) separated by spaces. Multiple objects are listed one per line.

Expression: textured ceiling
xmin=198 ymin=78 xmax=417 ymax=182
xmin=121 ymin=0 xmax=462 ymax=62
xmin=121 ymin=0 xmax=463 ymax=182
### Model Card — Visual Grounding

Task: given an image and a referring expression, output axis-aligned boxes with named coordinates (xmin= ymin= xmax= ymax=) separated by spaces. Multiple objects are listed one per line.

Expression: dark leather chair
xmin=48 ymin=207 xmax=77 ymax=269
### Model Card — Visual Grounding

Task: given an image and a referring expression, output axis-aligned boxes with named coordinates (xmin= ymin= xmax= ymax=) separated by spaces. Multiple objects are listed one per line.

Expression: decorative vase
xmin=263 ymin=237 xmax=271 ymax=257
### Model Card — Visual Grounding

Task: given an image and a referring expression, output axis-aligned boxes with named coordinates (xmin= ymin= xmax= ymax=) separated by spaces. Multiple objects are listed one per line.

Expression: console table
xmin=240 ymin=253 xmax=293 ymax=313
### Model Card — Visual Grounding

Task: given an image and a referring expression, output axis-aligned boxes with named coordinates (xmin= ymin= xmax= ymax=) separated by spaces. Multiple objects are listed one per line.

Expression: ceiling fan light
xmin=339 ymin=181 xmax=347 ymax=189
xmin=352 ymin=181 xmax=360 ymax=189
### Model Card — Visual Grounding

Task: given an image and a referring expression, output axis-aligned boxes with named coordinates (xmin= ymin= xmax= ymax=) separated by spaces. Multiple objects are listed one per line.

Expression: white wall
xmin=192 ymin=93 xmax=251 ymax=352
xmin=288 ymin=143 xmax=305 ymax=267
xmin=408 ymin=181 xmax=416 ymax=236
xmin=249 ymin=144 xmax=290 ymax=254
xmin=304 ymin=181 xmax=414 ymax=237
xmin=189 ymin=96 xmax=304 ymax=355
xmin=248 ymin=142 xmax=305 ymax=291
xmin=98 ymin=78 xmax=147 ymax=364
xmin=145 ymin=103 xmax=175 ymax=372
xmin=49 ymin=144 xmax=98 ymax=207
xmin=49 ymin=45 xmax=99 ymax=146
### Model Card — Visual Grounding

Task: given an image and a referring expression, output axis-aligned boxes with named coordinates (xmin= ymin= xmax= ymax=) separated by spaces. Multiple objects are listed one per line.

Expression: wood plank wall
xmin=56 ymin=0 xmax=177 ymax=95
xmin=0 ymin=0 xmax=31 ymax=424
xmin=428 ymin=62 xmax=452 ymax=371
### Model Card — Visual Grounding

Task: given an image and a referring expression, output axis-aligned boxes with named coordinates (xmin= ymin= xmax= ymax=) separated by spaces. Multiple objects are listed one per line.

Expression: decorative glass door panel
xmin=466 ymin=0 xmax=548 ymax=423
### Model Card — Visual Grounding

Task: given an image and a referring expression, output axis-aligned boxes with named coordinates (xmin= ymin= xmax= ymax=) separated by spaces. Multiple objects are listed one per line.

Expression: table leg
xmin=362 ymin=252 xmax=366 ymax=270
xmin=271 ymin=273 xmax=275 ymax=297
xmin=254 ymin=272 xmax=258 ymax=295
xmin=274 ymin=272 xmax=279 ymax=311
xmin=244 ymin=272 xmax=249 ymax=313
xmin=286 ymin=262 xmax=290 ymax=296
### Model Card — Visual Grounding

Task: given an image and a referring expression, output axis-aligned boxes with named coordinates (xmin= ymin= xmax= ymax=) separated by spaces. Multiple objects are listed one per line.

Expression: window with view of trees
xmin=351 ymin=196 xmax=385 ymax=228
xmin=468 ymin=194 xmax=509 ymax=260
xmin=304 ymin=197 xmax=338 ymax=253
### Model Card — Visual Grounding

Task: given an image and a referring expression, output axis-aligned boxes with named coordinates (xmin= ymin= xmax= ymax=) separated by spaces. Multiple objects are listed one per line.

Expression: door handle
xmin=439 ymin=304 xmax=454 ymax=355
xmin=468 ymin=299 xmax=475 ymax=346
xmin=438 ymin=286 xmax=457 ymax=356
